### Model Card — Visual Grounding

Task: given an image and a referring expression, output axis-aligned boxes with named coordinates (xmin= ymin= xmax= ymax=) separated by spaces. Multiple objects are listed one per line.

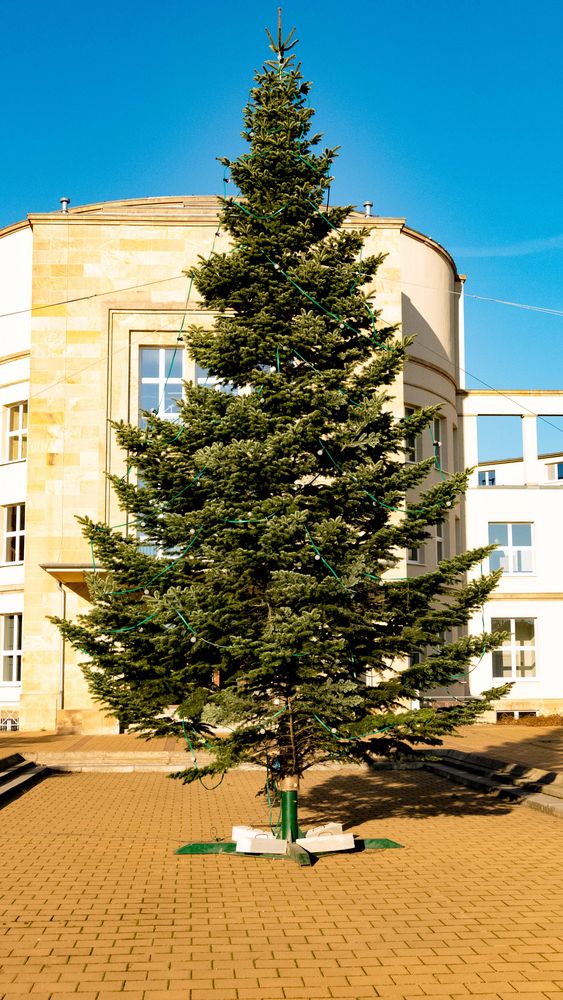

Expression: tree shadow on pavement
xmin=299 ymin=767 xmax=513 ymax=827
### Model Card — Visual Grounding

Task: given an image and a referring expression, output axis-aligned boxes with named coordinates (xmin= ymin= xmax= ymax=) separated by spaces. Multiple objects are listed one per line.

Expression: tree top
xmin=265 ymin=7 xmax=298 ymax=68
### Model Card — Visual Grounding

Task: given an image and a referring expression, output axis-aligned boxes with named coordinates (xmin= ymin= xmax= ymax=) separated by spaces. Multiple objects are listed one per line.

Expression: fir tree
xmin=54 ymin=22 xmax=508 ymax=837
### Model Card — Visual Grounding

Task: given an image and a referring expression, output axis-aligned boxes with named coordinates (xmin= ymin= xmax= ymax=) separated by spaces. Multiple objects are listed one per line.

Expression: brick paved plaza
xmin=1 ymin=755 xmax=563 ymax=1000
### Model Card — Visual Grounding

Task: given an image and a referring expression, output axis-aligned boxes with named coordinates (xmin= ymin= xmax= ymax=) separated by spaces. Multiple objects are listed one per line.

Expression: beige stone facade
xmin=0 ymin=196 xmax=465 ymax=733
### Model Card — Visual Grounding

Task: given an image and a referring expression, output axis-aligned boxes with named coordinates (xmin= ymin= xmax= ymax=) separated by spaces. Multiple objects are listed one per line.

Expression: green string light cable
xmin=428 ymin=425 xmax=446 ymax=481
xmin=174 ymin=608 xmax=234 ymax=650
xmin=265 ymin=750 xmax=282 ymax=835
xmin=304 ymin=525 xmax=347 ymax=588
xmin=108 ymin=527 xmax=205 ymax=596
xmin=154 ymin=273 xmax=194 ymax=417
xmin=262 ymin=250 xmax=358 ymax=332
xmin=165 ymin=465 xmax=207 ymax=505
xmin=289 ymin=346 xmax=361 ymax=407
xmin=234 ymin=200 xmax=288 ymax=221
xmin=316 ymin=438 xmax=428 ymax=516
xmin=87 ymin=467 xmax=208 ymax=579
xmin=312 ymin=712 xmax=394 ymax=741
xmin=305 ymin=198 xmax=339 ymax=232
xmin=110 ymin=610 xmax=160 ymax=634
xmin=181 ymin=721 xmax=225 ymax=791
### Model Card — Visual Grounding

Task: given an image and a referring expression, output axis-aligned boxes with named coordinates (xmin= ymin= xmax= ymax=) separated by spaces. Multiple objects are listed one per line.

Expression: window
xmin=478 ymin=470 xmax=496 ymax=486
xmin=139 ymin=348 xmax=183 ymax=424
xmin=436 ymin=521 xmax=445 ymax=563
xmin=407 ymin=546 xmax=423 ymax=564
xmin=491 ymin=617 xmax=536 ymax=679
xmin=195 ymin=364 xmax=238 ymax=395
xmin=404 ymin=407 xmax=422 ymax=462
xmin=4 ymin=504 xmax=25 ymax=563
xmin=1 ymin=614 xmax=22 ymax=684
xmin=546 ymin=462 xmax=563 ymax=482
xmin=361 ymin=668 xmax=378 ymax=687
xmin=488 ymin=523 xmax=533 ymax=574
xmin=137 ymin=531 xmax=158 ymax=558
xmin=6 ymin=402 xmax=27 ymax=462
xmin=431 ymin=416 xmax=445 ymax=470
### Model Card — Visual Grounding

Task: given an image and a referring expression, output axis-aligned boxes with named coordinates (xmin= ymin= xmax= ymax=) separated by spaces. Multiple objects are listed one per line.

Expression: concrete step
xmin=424 ymin=750 xmax=563 ymax=820
xmin=20 ymin=750 xmax=214 ymax=773
xmin=0 ymin=757 xmax=50 ymax=805
xmin=0 ymin=756 xmax=37 ymax=785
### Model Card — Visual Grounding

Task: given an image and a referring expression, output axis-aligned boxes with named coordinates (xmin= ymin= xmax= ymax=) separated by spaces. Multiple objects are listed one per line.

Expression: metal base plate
xmin=176 ymin=836 xmax=403 ymax=861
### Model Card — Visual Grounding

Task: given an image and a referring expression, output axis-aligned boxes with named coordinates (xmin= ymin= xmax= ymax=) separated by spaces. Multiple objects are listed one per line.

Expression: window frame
xmin=431 ymin=415 xmax=445 ymax=470
xmin=488 ymin=522 xmax=534 ymax=575
xmin=4 ymin=503 xmax=25 ymax=564
xmin=1 ymin=613 xmax=22 ymax=685
xmin=491 ymin=616 xmax=537 ymax=681
xmin=546 ymin=461 xmax=563 ymax=482
xmin=6 ymin=401 xmax=27 ymax=463
xmin=138 ymin=347 xmax=184 ymax=424
xmin=407 ymin=545 xmax=424 ymax=565
xmin=194 ymin=364 xmax=238 ymax=396
xmin=404 ymin=406 xmax=422 ymax=463
xmin=478 ymin=469 xmax=496 ymax=486
xmin=436 ymin=520 xmax=446 ymax=563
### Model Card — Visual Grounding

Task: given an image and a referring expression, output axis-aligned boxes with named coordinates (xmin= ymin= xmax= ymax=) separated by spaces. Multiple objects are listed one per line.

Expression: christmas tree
xmin=54 ymin=18 xmax=508 ymax=842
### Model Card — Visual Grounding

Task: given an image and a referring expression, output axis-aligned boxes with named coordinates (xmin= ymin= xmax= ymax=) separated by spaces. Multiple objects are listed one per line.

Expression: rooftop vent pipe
xmin=60 ymin=197 xmax=70 ymax=213
xmin=363 ymin=200 xmax=373 ymax=218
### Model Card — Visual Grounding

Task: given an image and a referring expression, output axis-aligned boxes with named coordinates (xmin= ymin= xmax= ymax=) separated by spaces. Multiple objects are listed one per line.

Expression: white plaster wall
xmin=464 ymin=394 xmax=563 ymax=709
xmin=0 ymin=590 xmax=24 ymax=707
xmin=479 ymin=454 xmax=563 ymax=487
xmin=466 ymin=484 xmax=563 ymax=593
xmin=468 ymin=599 xmax=562 ymax=703
xmin=0 ymin=226 xmax=32 ymax=355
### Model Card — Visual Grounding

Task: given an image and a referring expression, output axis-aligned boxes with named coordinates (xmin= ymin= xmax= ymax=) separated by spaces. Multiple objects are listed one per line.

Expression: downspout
xmin=58 ymin=581 xmax=66 ymax=710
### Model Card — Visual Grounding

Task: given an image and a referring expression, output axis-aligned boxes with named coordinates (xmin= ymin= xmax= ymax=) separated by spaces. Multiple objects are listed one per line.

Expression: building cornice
xmin=401 ymin=224 xmax=460 ymax=279
xmin=0 ymin=219 xmax=31 ymax=240
xmin=405 ymin=354 xmax=458 ymax=392
xmin=488 ymin=592 xmax=563 ymax=601
xmin=462 ymin=388 xmax=563 ymax=398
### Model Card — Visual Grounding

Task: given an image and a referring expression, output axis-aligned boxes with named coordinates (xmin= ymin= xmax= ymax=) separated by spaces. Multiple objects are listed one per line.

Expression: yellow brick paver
xmin=1 ymin=766 xmax=563 ymax=999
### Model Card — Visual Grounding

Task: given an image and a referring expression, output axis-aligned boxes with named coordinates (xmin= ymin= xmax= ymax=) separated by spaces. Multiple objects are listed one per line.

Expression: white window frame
xmin=139 ymin=347 xmax=183 ymax=423
xmin=546 ymin=461 xmax=563 ymax=482
xmin=436 ymin=521 xmax=445 ymax=563
xmin=6 ymin=402 xmax=27 ymax=463
xmin=404 ymin=406 xmax=422 ymax=463
xmin=361 ymin=667 xmax=378 ymax=687
xmin=1 ymin=613 xmax=22 ymax=685
xmin=195 ymin=364 xmax=238 ymax=396
xmin=4 ymin=503 xmax=25 ymax=564
xmin=431 ymin=416 xmax=445 ymax=470
xmin=407 ymin=545 xmax=424 ymax=565
xmin=488 ymin=522 xmax=533 ymax=575
xmin=491 ymin=617 xmax=537 ymax=681
xmin=478 ymin=469 xmax=496 ymax=486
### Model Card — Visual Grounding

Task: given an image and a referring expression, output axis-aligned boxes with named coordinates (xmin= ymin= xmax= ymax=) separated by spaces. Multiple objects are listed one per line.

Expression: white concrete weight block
xmin=236 ymin=835 xmax=288 ymax=855
xmin=296 ymin=833 xmax=355 ymax=854
xmin=231 ymin=825 xmax=275 ymax=841
xmin=305 ymin=822 xmax=343 ymax=838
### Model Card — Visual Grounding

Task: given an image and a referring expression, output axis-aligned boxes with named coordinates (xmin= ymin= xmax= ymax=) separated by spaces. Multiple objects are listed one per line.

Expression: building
xmin=0 ymin=194 xmax=555 ymax=733
xmin=462 ymin=391 xmax=563 ymax=719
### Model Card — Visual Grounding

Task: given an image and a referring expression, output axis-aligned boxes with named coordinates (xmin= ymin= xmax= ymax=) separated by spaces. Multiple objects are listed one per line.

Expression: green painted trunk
xmin=279 ymin=776 xmax=299 ymax=841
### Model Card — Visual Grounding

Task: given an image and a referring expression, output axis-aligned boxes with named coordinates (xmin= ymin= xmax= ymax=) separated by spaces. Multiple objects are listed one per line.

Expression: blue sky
xmin=2 ymin=0 xmax=562 ymax=424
